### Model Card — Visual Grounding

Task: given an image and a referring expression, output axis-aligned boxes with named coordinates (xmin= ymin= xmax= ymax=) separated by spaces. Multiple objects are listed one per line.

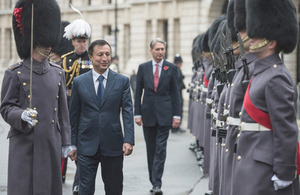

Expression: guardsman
xmin=207 ymin=15 xmax=226 ymax=195
xmin=61 ymin=17 xmax=91 ymax=194
xmin=232 ymin=0 xmax=300 ymax=194
xmin=0 ymin=0 xmax=73 ymax=194
xmin=202 ymin=30 xmax=213 ymax=176
xmin=217 ymin=1 xmax=241 ymax=194
xmin=222 ymin=0 xmax=257 ymax=194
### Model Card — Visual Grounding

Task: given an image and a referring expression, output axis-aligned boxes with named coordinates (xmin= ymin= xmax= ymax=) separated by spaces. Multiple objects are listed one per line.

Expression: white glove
xmin=271 ymin=175 xmax=293 ymax=190
xmin=21 ymin=108 xmax=38 ymax=127
xmin=62 ymin=145 xmax=77 ymax=158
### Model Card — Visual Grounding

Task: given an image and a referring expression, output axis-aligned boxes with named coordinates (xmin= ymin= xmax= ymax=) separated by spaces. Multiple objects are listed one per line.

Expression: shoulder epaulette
xmin=8 ymin=61 xmax=22 ymax=71
xmin=61 ymin=51 xmax=74 ymax=59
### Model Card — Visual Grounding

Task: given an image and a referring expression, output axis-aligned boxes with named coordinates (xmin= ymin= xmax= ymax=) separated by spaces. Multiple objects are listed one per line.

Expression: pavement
xmin=0 ymin=109 xmax=209 ymax=195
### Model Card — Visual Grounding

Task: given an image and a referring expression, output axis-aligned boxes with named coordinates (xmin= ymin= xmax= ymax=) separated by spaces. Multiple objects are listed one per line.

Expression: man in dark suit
xmin=69 ymin=39 xmax=134 ymax=195
xmin=134 ymin=38 xmax=181 ymax=194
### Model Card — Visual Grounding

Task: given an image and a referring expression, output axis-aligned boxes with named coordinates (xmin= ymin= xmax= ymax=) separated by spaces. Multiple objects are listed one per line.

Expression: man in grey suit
xmin=69 ymin=39 xmax=134 ymax=195
xmin=134 ymin=38 xmax=181 ymax=194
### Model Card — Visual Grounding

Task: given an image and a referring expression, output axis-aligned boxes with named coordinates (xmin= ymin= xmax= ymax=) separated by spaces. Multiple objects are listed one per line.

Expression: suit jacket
xmin=134 ymin=60 xmax=180 ymax=127
xmin=69 ymin=69 xmax=134 ymax=157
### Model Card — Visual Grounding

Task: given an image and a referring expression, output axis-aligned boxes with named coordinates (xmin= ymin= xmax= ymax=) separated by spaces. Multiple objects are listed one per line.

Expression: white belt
xmin=239 ymin=122 xmax=271 ymax=132
xmin=216 ymin=120 xmax=225 ymax=128
xmin=227 ymin=117 xmax=240 ymax=126
xmin=202 ymin=87 xmax=208 ymax=93
xmin=206 ymin=98 xmax=213 ymax=105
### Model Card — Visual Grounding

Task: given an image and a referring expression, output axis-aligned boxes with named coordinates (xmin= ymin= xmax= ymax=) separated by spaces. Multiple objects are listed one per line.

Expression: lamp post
xmin=114 ymin=0 xmax=118 ymax=56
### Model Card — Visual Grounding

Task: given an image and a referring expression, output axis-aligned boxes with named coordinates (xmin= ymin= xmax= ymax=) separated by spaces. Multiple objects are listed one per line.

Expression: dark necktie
xmin=154 ymin=64 xmax=159 ymax=92
xmin=97 ymin=75 xmax=104 ymax=105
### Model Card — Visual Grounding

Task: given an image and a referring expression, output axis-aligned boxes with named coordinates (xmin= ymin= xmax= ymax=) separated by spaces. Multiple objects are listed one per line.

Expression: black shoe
xmin=153 ymin=186 xmax=163 ymax=195
xmin=150 ymin=187 xmax=154 ymax=193
xmin=73 ymin=185 xmax=79 ymax=195
xmin=171 ymin=128 xmax=178 ymax=133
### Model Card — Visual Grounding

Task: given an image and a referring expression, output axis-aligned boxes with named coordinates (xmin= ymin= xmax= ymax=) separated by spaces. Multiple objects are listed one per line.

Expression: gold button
xmin=231 ymin=83 xmax=234 ymax=87
xmin=237 ymin=133 xmax=241 ymax=138
xmin=237 ymin=156 xmax=242 ymax=160
xmin=56 ymin=96 xmax=59 ymax=99
xmin=17 ymin=71 xmax=21 ymax=75
xmin=273 ymin=64 xmax=277 ymax=68
xmin=33 ymin=107 xmax=37 ymax=110
xmin=23 ymin=82 xmax=27 ymax=86
xmin=210 ymin=127 xmax=213 ymax=130
xmin=69 ymin=59 xmax=72 ymax=62
xmin=28 ymin=95 xmax=30 ymax=99
xmin=222 ymin=143 xmax=225 ymax=147
xmin=58 ymin=82 xmax=61 ymax=86
xmin=224 ymin=103 xmax=226 ymax=107
xmin=52 ymin=120 xmax=55 ymax=124
xmin=225 ymin=149 xmax=229 ymax=153
xmin=239 ymin=112 xmax=242 ymax=117
xmin=59 ymin=72 xmax=62 ymax=75
xmin=228 ymin=105 xmax=230 ymax=108
xmin=54 ymin=108 xmax=57 ymax=112
xmin=36 ymin=120 xmax=38 ymax=124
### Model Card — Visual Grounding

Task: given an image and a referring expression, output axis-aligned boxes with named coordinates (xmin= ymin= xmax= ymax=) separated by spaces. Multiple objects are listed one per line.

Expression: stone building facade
xmin=0 ymin=0 xmax=299 ymax=83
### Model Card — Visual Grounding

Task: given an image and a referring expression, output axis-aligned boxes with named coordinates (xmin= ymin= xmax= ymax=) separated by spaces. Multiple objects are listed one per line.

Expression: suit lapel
xmin=147 ymin=62 xmax=154 ymax=91
xmin=85 ymin=71 xmax=99 ymax=106
xmin=100 ymin=70 xmax=116 ymax=108
xmin=157 ymin=61 xmax=167 ymax=91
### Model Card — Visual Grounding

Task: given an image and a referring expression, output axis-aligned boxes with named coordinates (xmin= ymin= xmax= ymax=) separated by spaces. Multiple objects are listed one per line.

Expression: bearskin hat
xmin=192 ymin=34 xmax=203 ymax=62
xmin=202 ymin=30 xmax=210 ymax=52
xmin=246 ymin=0 xmax=298 ymax=53
xmin=211 ymin=20 xmax=227 ymax=54
xmin=12 ymin=0 xmax=61 ymax=59
xmin=51 ymin=21 xmax=74 ymax=56
xmin=234 ymin=0 xmax=246 ymax=32
xmin=226 ymin=0 xmax=238 ymax=42
xmin=208 ymin=15 xmax=226 ymax=50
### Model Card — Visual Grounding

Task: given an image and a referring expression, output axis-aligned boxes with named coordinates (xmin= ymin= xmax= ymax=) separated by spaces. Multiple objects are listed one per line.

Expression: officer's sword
xmin=27 ymin=3 xmax=37 ymax=128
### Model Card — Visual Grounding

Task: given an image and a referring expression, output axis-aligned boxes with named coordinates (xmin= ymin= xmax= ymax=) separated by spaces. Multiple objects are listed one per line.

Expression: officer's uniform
xmin=61 ymin=51 xmax=92 ymax=98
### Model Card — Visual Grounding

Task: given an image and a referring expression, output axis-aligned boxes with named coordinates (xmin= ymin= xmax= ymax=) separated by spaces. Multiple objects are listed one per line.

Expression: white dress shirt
xmin=152 ymin=59 xmax=164 ymax=77
xmin=92 ymin=68 xmax=109 ymax=94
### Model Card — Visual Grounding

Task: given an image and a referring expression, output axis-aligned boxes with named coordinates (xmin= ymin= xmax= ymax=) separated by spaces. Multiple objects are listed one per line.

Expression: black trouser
xmin=143 ymin=124 xmax=170 ymax=188
xmin=78 ymin=151 xmax=123 ymax=195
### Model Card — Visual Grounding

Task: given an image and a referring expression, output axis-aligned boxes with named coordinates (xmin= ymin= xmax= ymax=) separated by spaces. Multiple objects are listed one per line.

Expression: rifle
xmin=237 ymin=33 xmax=250 ymax=93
